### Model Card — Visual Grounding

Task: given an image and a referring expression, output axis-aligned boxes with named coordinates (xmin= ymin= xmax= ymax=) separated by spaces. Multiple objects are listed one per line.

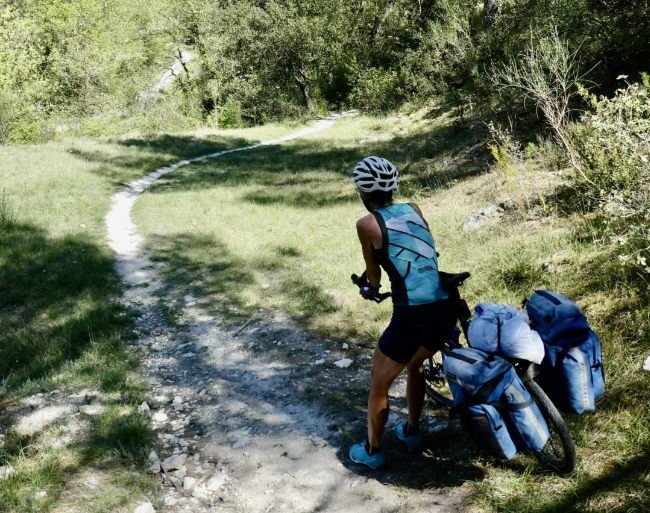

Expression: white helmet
xmin=353 ymin=156 xmax=399 ymax=193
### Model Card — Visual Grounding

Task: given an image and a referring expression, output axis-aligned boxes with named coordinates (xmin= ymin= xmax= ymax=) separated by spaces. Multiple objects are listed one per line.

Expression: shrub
xmin=348 ymin=68 xmax=405 ymax=113
xmin=574 ymin=77 xmax=650 ymax=272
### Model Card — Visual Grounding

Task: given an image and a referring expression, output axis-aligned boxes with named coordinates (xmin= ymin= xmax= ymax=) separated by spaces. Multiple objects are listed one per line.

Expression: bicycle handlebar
xmin=351 ymin=272 xmax=392 ymax=303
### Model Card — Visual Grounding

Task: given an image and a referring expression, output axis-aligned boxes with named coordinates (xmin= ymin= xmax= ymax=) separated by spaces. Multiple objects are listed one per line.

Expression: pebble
xmin=342 ymin=343 xmax=349 ymax=350
xmin=134 ymin=502 xmax=155 ymax=513
xmin=164 ymin=496 xmax=178 ymax=506
xmin=154 ymin=395 xmax=171 ymax=404
xmin=29 ymin=491 xmax=47 ymax=502
xmin=248 ymin=342 xmax=255 ymax=348
xmin=148 ymin=451 xmax=159 ymax=462
xmin=173 ymin=466 xmax=187 ymax=478
xmin=232 ymin=438 xmax=249 ymax=449
xmin=182 ymin=352 xmax=195 ymax=358
xmin=261 ymin=283 xmax=270 ymax=289
xmin=183 ymin=476 xmax=197 ymax=490
xmin=644 ymin=355 xmax=650 ymax=372
xmin=162 ymin=453 xmax=187 ymax=471
xmin=315 ymin=359 xmax=325 ymax=365
xmin=206 ymin=472 xmax=226 ymax=491
xmin=198 ymin=389 xmax=207 ymax=396
xmin=173 ymin=396 xmax=183 ymax=404
xmin=179 ymin=439 xmax=189 ymax=447
xmin=152 ymin=412 xmax=168 ymax=422
xmin=334 ymin=359 xmax=353 ymax=368
xmin=147 ymin=461 xmax=161 ymax=474
xmin=138 ymin=401 xmax=150 ymax=414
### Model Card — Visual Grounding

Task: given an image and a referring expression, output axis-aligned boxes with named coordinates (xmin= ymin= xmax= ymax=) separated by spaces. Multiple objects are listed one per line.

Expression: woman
xmin=349 ymin=156 xmax=456 ymax=469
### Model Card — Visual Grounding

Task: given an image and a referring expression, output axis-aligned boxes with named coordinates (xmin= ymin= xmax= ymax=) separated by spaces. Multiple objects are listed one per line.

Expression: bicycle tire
xmin=525 ymin=379 xmax=577 ymax=473
xmin=424 ymin=353 xmax=455 ymax=407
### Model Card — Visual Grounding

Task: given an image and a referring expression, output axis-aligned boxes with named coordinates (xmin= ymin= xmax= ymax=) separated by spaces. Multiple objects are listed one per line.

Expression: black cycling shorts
xmin=378 ymin=297 xmax=457 ymax=365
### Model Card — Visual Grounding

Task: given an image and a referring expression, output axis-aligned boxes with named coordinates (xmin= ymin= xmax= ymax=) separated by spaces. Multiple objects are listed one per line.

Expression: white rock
xmin=342 ymin=343 xmax=349 ymax=350
xmin=0 ymin=467 xmax=15 ymax=480
xmin=152 ymin=412 xmax=168 ymax=422
xmin=261 ymin=283 xmax=270 ymax=289
xmin=198 ymin=389 xmax=207 ymax=396
xmin=334 ymin=358 xmax=353 ymax=368
xmin=357 ymin=354 xmax=367 ymax=361
xmin=206 ymin=472 xmax=226 ymax=491
xmin=179 ymin=439 xmax=189 ymax=447
xmin=134 ymin=502 xmax=155 ymax=513
xmin=232 ymin=438 xmax=248 ymax=449
xmin=154 ymin=395 xmax=170 ymax=404
xmin=147 ymin=461 xmax=161 ymax=474
xmin=148 ymin=451 xmax=159 ymax=462
xmin=186 ymin=301 xmax=196 ymax=307
xmin=386 ymin=412 xmax=399 ymax=427
xmin=644 ymin=355 xmax=650 ymax=372
xmin=29 ymin=491 xmax=47 ymax=502
xmin=248 ymin=342 xmax=255 ymax=349
xmin=162 ymin=453 xmax=187 ymax=471
xmin=183 ymin=476 xmax=197 ymax=489
xmin=173 ymin=396 xmax=183 ymax=405
xmin=315 ymin=359 xmax=325 ymax=365
xmin=84 ymin=479 xmax=99 ymax=490
xmin=138 ymin=401 xmax=150 ymax=414
xmin=182 ymin=352 xmax=195 ymax=358
xmin=172 ymin=466 xmax=187 ymax=479
xmin=164 ymin=496 xmax=178 ymax=506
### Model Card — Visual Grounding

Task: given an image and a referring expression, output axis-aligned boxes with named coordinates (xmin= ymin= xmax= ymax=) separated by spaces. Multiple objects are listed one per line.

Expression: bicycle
xmin=351 ymin=270 xmax=577 ymax=474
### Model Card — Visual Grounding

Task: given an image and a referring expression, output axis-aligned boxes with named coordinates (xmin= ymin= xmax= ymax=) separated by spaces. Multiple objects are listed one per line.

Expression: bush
xmin=348 ymin=67 xmax=405 ymax=112
xmin=573 ymin=77 xmax=650 ymax=272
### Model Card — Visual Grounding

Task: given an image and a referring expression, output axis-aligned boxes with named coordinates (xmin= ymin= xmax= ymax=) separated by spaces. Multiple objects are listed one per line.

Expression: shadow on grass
xmin=0 ymin=222 xmax=135 ymax=400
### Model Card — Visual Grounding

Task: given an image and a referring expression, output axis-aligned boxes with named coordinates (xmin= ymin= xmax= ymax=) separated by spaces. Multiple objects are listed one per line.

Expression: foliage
xmin=574 ymin=78 xmax=650 ymax=272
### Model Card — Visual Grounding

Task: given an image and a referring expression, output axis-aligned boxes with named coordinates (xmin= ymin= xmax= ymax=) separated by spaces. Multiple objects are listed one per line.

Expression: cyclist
xmin=349 ymin=156 xmax=456 ymax=469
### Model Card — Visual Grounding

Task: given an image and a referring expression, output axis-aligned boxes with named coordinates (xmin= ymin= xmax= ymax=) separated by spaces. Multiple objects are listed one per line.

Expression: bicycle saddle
xmin=439 ymin=271 xmax=471 ymax=290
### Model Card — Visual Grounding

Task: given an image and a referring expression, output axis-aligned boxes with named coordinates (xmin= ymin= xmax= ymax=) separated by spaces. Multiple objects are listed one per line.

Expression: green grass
xmin=0 ymin=121 xmax=303 ymax=511
xmin=132 ymin=107 xmax=650 ymax=511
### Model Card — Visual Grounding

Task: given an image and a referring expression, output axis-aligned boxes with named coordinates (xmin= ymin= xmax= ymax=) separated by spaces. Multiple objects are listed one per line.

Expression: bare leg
xmin=405 ymin=347 xmax=437 ymax=429
xmin=367 ymin=347 xmax=406 ymax=448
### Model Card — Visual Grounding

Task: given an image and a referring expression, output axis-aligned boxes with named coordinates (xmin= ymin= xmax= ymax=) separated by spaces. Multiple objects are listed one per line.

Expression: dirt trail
xmin=106 ymin=118 xmax=466 ymax=512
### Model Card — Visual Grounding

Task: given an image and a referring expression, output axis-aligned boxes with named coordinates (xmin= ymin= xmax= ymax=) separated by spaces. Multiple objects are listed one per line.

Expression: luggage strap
xmin=449 ymin=370 xmax=533 ymax=420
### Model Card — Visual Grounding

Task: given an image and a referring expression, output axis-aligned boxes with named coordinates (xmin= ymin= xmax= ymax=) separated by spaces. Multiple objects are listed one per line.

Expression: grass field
xmin=132 ymin=108 xmax=650 ymax=512
xmin=0 ymin=121 xmax=303 ymax=512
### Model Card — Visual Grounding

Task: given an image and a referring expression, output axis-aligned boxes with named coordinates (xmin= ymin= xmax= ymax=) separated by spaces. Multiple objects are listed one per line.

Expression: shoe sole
xmin=349 ymin=454 xmax=384 ymax=470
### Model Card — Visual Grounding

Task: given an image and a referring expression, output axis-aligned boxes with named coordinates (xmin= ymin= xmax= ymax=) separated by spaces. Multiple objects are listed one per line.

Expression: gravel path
xmin=105 ymin=117 xmax=466 ymax=512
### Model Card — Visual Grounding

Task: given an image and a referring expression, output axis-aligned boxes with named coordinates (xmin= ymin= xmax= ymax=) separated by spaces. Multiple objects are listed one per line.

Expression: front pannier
xmin=443 ymin=348 xmax=550 ymax=458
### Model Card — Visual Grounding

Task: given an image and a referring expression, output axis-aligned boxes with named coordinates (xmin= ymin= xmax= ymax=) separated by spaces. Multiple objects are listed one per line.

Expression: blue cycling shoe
xmin=396 ymin=422 xmax=423 ymax=452
xmin=349 ymin=441 xmax=386 ymax=469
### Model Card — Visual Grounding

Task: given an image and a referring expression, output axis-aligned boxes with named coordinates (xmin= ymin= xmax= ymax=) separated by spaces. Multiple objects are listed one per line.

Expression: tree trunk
xmin=295 ymin=70 xmax=315 ymax=113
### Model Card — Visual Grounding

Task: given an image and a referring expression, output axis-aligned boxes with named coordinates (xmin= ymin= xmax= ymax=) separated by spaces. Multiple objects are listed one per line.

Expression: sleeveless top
xmin=372 ymin=203 xmax=448 ymax=307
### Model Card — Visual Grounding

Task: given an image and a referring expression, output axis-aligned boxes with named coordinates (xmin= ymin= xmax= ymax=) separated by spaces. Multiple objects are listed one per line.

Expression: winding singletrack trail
xmin=105 ymin=118 xmax=465 ymax=512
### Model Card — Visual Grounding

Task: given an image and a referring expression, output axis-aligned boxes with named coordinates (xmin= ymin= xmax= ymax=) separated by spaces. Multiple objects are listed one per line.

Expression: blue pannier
xmin=466 ymin=404 xmax=517 ymax=460
xmin=525 ymin=290 xmax=590 ymax=344
xmin=542 ymin=330 xmax=605 ymax=414
xmin=499 ymin=369 xmax=550 ymax=451
xmin=444 ymin=348 xmax=550 ymax=458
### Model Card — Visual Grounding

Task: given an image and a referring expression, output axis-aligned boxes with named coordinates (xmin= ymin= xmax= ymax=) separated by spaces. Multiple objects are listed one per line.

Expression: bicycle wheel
xmin=526 ymin=379 xmax=577 ymax=473
xmin=424 ymin=353 xmax=454 ymax=407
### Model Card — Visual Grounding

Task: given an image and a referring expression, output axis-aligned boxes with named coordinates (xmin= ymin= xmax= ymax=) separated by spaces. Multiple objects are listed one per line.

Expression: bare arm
xmin=356 ymin=217 xmax=382 ymax=290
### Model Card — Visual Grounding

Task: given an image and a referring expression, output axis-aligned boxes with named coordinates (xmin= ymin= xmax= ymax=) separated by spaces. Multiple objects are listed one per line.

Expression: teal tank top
xmin=372 ymin=203 xmax=448 ymax=306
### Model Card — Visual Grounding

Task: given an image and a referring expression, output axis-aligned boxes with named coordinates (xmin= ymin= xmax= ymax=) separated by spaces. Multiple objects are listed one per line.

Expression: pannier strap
xmin=449 ymin=371 xmax=507 ymax=418
xmin=442 ymin=349 xmax=477 ymax=364
xmin=534 ymin=290 xmax=562 ymax=305
xmin=490 ymin=397 xmax=534 ymax=411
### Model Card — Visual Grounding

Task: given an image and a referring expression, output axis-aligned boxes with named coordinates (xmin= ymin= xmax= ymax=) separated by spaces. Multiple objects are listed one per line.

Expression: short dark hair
xmin=359 ymin=189 xmax=394 ymax=212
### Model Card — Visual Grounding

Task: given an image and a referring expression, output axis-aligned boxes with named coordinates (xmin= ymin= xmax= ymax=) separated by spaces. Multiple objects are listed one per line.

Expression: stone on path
xmin=183 ymin=476 xmax=197 ymax=490
xmin=162 ymin=453 xmax=187 ymax=471
xmin=152 ymin=412 xmax=168 ymax=422
xmin=148 ymin=451 xmax=159 ymax=462
xmin=334 ymin=358 xmax=353 ymax=368
xmin=232 ymin=438 xmax=248 ymax=449
xmin=147 ymin=461 xmax=161 ymax=474
xmin=206 ymin=472 xmax=226 ymax=491
xmin=138 ymin=401 xmax=150 ymax=414
xmin=134 ymin=502 xmax=155 ymax=513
